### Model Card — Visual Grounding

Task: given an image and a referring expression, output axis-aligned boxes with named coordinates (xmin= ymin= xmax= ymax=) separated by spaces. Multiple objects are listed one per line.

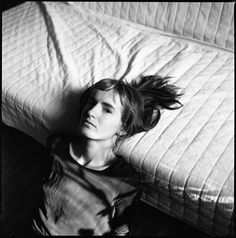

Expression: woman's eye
xmin=104 ymin=108 xmax=111 ymax=113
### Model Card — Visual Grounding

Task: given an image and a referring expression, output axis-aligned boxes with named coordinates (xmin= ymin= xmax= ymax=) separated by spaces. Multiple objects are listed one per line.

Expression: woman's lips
xmin=84 ymin=119 xmax=96 ymax=128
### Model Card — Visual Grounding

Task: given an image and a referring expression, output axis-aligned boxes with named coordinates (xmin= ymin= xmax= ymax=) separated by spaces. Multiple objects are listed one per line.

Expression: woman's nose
xmin=88 ymin=103 xmax=100 ymax=118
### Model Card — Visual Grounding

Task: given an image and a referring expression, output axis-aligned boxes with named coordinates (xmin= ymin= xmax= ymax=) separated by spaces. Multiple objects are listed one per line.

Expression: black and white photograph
xmin=2 ymin=2 xmax=234 ymax=236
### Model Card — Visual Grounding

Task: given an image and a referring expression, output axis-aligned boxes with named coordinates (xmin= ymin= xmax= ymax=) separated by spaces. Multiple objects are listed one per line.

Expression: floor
xmin=1 ymin=123 xmax=211 ymax=236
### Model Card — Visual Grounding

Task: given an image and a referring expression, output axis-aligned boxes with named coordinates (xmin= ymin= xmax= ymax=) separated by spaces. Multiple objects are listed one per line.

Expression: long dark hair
xmin=78 ymin=75 xmax=183 ymax=144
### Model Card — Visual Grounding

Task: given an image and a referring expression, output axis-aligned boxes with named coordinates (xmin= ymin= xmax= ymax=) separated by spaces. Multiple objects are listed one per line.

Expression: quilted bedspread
xmin=2 ymin=2 xmax=234 ymax=236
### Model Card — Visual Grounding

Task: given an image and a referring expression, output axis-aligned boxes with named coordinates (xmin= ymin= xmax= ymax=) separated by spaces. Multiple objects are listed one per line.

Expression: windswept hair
xmin=131 ymin=75 xmax=183 ymax=131
xmin=78 ymin=75 xmax=183 ymax=144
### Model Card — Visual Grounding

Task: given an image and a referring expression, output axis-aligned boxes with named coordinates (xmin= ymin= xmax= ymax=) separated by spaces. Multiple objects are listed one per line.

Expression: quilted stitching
xmin=69 ymin=2 xmax=234 ymax=50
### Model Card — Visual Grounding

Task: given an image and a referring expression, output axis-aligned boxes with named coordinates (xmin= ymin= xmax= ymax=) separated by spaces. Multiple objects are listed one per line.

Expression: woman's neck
xmin=71 ymin=136 xmax=117 ymax=168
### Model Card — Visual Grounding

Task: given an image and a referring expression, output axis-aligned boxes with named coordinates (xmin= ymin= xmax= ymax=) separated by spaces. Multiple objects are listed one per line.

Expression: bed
xmin=2 ymin=2 xmax=234 ymax=236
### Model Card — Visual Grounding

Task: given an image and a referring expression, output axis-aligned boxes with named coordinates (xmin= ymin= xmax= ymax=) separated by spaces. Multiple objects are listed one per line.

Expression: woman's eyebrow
xmin=102 ymin=102 xmax=116 ymax=111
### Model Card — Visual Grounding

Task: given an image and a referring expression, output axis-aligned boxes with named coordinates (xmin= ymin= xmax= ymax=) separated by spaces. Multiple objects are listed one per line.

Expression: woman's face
xmin=79 ymin=89 xmax=124 ymax=142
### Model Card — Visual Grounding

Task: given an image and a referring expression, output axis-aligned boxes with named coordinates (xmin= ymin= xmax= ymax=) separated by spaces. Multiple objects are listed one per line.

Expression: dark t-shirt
xmin=32 ymin=134 xmax=141 ymax=236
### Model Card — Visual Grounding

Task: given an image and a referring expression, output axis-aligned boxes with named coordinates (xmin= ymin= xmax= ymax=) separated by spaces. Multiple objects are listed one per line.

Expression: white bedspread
xmin=2 ymin=2 xmax=234 ymax=236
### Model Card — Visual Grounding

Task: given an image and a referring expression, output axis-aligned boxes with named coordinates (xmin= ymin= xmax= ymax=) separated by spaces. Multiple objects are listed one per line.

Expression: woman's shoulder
xmin=109 ymin=156 xmax=140 ymax=189
xmin=114 ymin=156 xmax=136 ymax=174
xmin=46 ymin=132 xmax=77 ymax=152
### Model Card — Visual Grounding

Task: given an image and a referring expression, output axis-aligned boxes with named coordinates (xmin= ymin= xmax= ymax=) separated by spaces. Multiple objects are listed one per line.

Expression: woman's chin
xmin=79 ymin=127 xmax=96 ymax=139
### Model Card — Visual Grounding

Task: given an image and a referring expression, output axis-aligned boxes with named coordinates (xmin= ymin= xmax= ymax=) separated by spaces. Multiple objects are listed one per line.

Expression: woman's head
xmin=78 ymin=78 xmax=143 ymax=144
xmin=78 ymin=76 xmax=183 ymax=145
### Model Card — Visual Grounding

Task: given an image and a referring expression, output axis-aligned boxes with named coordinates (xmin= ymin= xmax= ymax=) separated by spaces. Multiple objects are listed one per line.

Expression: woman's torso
xmin=32 ymin=135 xmax=140 ymax=236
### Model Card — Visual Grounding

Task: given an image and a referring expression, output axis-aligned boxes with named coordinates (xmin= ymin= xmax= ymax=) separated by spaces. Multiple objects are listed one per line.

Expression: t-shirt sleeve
xmin=46 ymin=132 xmax=72 ymax=155
xmin=111 ymin=168 xmax=141 ymax=236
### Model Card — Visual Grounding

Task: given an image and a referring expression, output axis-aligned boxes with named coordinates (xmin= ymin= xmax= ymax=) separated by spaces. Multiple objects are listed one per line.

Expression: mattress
xmin=2 ymin=2 xmax=234 ymax=236
xmin=69 ymin=2 xmax=235 ymax=51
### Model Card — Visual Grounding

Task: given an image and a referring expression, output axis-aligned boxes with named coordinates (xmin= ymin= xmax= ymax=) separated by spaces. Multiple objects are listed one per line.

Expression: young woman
xmin=30 ymin=75 xmax=183 ymax=236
